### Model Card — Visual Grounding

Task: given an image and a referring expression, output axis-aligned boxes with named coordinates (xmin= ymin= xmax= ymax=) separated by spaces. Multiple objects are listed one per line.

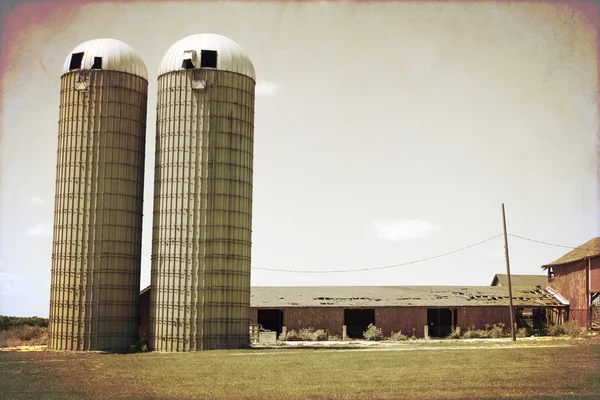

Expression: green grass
xmin=1 ymin=338 xmax=599 ymax=400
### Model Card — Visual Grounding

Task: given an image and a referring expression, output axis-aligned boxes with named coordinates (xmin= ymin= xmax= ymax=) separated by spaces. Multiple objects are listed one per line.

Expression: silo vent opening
xmin=91 ymin=57 xmax=102 ymax=69
xmin=200 ymin=50 xmax=218 ymax=68
xmin=181 ymin=50 xmax=197 ymax=70
xmin=69 ymin=52 xmax=84 ymax=70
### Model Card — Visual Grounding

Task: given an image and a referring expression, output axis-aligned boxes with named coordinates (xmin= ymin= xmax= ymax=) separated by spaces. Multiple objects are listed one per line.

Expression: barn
xmin=543 ymin=237 xmax=600 ymax=327
xmin=138 ymin=284 xmax=566 ymax=341
xmin=248 ymin=285 xmax=567 ymax=339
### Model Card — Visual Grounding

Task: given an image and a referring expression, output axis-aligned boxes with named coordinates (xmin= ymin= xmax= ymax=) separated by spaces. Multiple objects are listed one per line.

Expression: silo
xmin=49 ymin=38 xmax=148 ymax=351
xmin=150 ymin=33 xmax=256 ymax=351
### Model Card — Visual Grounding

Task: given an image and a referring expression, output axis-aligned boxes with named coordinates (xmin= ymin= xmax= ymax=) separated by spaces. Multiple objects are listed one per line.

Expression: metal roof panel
xmin=158 ymin=33 xmax=255 ymax=80
xmin=62 ymin=38 xmax=148 ymax=80
xmin=250 ymin=286 xmax=567 ymax=308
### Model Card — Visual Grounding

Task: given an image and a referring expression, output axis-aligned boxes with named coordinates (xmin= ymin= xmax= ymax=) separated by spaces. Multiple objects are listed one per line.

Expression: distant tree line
xmin=0 ymin=316 xmax=49 ymax=331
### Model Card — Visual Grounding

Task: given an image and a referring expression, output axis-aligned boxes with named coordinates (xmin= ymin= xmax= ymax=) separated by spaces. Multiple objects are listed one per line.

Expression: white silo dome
xmin=158 ymin=33 xmax=255 ymax=81
xmin=61 ymin=38 xmax=148 ymax=80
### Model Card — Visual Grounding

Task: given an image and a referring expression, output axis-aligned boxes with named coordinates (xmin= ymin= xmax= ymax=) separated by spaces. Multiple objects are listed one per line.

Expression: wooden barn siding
xmin=375 ymin=307 xmax=427 ymax=337
xmin=284 ymin=308 xmax=345 ymax=335
xmin=550 ymin=260 xmax=588 ymax=325
xmin=590 ymin=257 xmax=600 ymax=293
xmin=458 ymin=306 xmax=511 ymax=330
xmin=249 ymin=308 xmax=257 ymax=324
xmin=138 ymin=290 xmax=150 ymax=340
xmin=250 ymin=306 xmax=518 ymax=338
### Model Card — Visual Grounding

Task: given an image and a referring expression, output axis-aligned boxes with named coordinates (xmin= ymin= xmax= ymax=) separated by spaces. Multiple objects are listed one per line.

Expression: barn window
xmin=69 ymin=52 xmax=84 ymax=70
xmin=200 ymin=50 xmax=218 ymax=68
xmin=257 ymin=309 xmax=283 ymax=335
xmin=91 ymin=57 xmax=102 ymax=69
xmin=344 ymin=309 xmax=375 ymax=338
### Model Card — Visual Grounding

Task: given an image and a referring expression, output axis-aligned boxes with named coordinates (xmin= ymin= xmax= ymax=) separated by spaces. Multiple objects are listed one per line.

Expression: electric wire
xmin=507 ymin=234 xmax=599 ymax=251
xmin=251 ymin=233 xmax=599 ymax=274
xmin=252 ymin=234 xmax=504 ymax=273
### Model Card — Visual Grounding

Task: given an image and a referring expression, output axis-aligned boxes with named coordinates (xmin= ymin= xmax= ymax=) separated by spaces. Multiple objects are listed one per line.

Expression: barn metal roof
xmin=490 ymin=274 xmax=547 ymax=287
xmin=62 ymin=38 xmax=148 ymax=80
xmin=543 ymin=237 xmax=600 ymax=268
xmin=158 ymin=33 xmax=255 ymax=80
xmin=250 ymin=286 xmax=567 ymax=308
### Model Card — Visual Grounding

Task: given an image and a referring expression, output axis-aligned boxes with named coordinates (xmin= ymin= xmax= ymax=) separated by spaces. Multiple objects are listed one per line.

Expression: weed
xmin=1 ymin=325 xmax=48 ymax=347
xmin=516 ymin=328 xmax=528 ymax=338
xmin=461 ymin=324 xmax=509 ymax=339
xmin=546 ymin=320 xmax=586 ymax=338
xmin=448 ymin=326 xmax=461 ymax=339
xmin=129 ymin=339 xmax=149 ymax=353
xmin=280 ymin=328 xmax=330 ymax=341
xmin=489 ymin=323 xmax=506 ymax=339
xmin=388 ymin=331 xmax=409 ymax=341
xmin=363 ymin=324 xmax=384 ymax=341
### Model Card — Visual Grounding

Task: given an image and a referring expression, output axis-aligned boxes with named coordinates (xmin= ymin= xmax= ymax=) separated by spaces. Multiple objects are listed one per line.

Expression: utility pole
xmin=502 ymin=203 xmax=517 ymax=341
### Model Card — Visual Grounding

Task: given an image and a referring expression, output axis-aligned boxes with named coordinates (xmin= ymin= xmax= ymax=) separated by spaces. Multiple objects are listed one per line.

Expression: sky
xmin=0 ymin=0 xmax=598 ymax=317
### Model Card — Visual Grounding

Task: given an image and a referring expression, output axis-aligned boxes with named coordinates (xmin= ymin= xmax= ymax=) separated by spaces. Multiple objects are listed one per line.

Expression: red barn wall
xmin=284 ymin=308 xmax=344 ymax=335
xmin=249 ymin=308 xmax=257 ymax=324
xmin=458 ymin=306 xmax=511 ymax=330
xmin=138 ymin=289 xmax=150 ymax=340
xmin=250 ymin=306 xmax=519 ymax=338
xmin=375 ymin=307 xmax=427 ymax=337
xmin=549 ymin=260 xmax=588 ymax=325
xmin=590 ymin=257 xmax=600 ymax=293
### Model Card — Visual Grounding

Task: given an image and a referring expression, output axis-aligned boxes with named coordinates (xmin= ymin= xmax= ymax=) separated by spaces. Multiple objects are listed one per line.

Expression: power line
xmin=252 ymin=234 xmax=503 ymax=274
xmin=250 ymin=233 xmax=597 ymax=274
xmin=508 ymin=234 xmax=598 ymax=251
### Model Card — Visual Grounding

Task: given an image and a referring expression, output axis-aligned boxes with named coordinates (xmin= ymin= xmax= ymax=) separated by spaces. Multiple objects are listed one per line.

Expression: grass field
xmin=1 ymin=338 xmax=599 ymax=400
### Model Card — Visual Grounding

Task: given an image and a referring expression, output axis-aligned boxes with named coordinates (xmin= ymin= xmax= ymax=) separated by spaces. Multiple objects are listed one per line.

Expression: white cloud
xmin=26 ymin=196 xmax=47 ymax=206
xmin=373 ymin=219 xmax=441 ymax=242
xmin=256 ymin=81 xmax=282 ymax=97
xmin=27 ymin=223 xmax=53 ymax=237
xmin=0 ymin=272 xmax=23 ymax=297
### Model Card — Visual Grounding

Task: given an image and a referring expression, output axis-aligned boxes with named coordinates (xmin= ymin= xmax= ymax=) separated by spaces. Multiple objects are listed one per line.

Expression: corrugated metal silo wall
xmin=150 ymin=69 xmax=255 ymax=351
xmin=49 ymin=70 xmax=148 ymax=351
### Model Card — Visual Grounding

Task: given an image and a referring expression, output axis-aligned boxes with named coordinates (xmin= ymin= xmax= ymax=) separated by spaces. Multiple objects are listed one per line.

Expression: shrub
xmin=462 ymin=326 xmax=481 ymax=339
xmin=0 ymin=316 xmax=49 ymax=331
xmin=312 ymin=329 xmax=329 ymax=341
xmin=297 ymin=328 xmax=316 ymax=341
xmin=448 ymin=326 xmax=461 ymax=339
xmin=461 ymin=324 xmax=509 ymax=339
xmin=562 ymin=320 xmax=586 ymax=337
xmin=546 ymin=324 xmax=565 ymax=336
xmin=489 ymin=323 xmax=507 ymax=339
xmin=1 ymin=325 xmax=48 ymax=347
xmin=388 ymin=331 xmax=408 ymax=341
xmin=546 ymin=320 xmax=586 ymax=338
xmin=516 ymin=328 xmax=528 ymax=338
xmin=363 ymin=324 xmax=384 ymax=341
xmin=279 ymin=327 xmax=330 ymax=341
xmin=278 ymin=330 xmax=292 ymax=341
xmin=129 ymin=339 xmax=149 ymax=353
